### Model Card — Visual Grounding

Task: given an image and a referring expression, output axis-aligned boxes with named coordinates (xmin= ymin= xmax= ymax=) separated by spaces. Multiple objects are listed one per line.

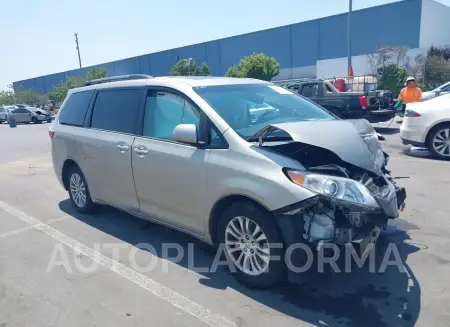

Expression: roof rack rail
xmin=81 ymin=74 xmax=153 ymax=87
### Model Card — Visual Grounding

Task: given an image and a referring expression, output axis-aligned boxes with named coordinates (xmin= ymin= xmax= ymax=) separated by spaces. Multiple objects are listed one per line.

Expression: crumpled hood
xmin=267 ymin=119 xmax=386 ymax=175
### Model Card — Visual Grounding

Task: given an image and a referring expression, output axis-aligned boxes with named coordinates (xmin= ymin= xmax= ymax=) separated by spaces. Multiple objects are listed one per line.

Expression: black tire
xmin=427 ymin=123 xmax=450 ymax=160
xmin=31 ymin=117 xmax=37 ymax=124
xmin=66 ymin=166 xmax=95 ymax=214
xmin=217 ymin=201 xmax=286 ymax=289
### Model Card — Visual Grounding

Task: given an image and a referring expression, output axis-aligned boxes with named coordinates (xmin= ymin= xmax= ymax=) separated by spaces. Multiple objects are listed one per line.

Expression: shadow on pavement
xmin=403 ymin=147 xmax=450 ymax=162
xmin=59 ymin=199 xmax=421 ymax=327
xmin=374 ymin=127 xmax=400 ymax=135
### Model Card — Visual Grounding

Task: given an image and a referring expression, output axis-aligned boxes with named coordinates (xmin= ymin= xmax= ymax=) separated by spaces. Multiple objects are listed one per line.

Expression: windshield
xmin=432 ymin=81 xmax=450 ymax=93
xmin=194 ymin=83 xmax=335 ymax=138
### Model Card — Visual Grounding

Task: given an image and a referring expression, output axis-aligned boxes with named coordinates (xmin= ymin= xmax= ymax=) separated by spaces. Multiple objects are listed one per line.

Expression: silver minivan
xmin=50 ymin=75 xmax=406 ymax=288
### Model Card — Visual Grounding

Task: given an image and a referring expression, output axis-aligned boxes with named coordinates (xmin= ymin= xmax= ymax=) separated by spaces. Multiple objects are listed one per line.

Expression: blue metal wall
xmin=13 ymin=0 xmax=422 ymax=94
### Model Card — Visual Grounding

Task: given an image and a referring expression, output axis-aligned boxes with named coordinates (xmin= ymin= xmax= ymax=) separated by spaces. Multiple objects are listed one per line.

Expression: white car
xmin=400 ymin=94 xmax=450 ymax=158
xmin=422 ymin=81 xmax=450 ymax=101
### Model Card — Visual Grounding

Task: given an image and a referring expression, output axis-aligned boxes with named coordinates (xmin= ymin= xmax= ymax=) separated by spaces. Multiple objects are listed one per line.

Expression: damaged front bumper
xmin=274 ymin=183 xmax=407 ymax=251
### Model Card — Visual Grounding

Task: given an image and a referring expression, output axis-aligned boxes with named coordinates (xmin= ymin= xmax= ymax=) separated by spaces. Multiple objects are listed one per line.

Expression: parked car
xmin=6 ymin=107 xmax=33 ymax=123
xmin=0 ymin=106 xmax=15 ymax=123
xmin=0 ymin=105 xmax=49 ymax=124
xmin=400 ymin=93 xmax=450 ymax=159
xmin=422 ymin=81 xmax=450 ymax=101
xmin=29 ymin=108 xmax=53 ymax=123
xmin=43 ymin=100 xmax=61 ymax=115
xmin=50 ymin=75 xmax=406 ymax=288
xmin=273 ymin=79 xmax=396 ymax=123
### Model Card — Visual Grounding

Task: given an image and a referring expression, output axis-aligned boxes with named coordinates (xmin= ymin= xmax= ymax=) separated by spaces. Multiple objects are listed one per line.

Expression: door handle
xmin=116 ymin=144 xmax=130 ymax=152
xmin=133 ymin=146 xmax=148 ymax=156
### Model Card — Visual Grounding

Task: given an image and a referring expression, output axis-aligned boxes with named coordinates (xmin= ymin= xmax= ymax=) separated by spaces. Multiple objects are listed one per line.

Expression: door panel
xmin=131 ymin=89 xmax=208 ymax=234
xmin=81 ymin=87 xmax=144 ymax=211
xmin=132 ymin=138 xmax=208 ymax=234
xmin=79 ymin=129 xmax=139 ymax=211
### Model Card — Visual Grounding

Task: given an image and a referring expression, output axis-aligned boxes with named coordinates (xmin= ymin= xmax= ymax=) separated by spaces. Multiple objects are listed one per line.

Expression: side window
xmin=59 ymin=90 xmax=94 ymax=126
xmin=91 ymin=89 xmax=142 ymax=134
xmin=209 ymin=128 xmax=224 ymax=147
xmin=142 ymin=91 xmax=200 ymax=140
xmin=442 ymin=85 xmax=450 ymax=92
xmin=301 ymin=84 xmax=318 ymax=97
xmin=325 ymin=83 xmax=334 ymax=94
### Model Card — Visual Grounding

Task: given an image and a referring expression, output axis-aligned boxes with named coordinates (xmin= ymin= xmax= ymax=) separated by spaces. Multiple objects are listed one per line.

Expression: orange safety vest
xmin=398 ymin=87 xmax=423 ymax=103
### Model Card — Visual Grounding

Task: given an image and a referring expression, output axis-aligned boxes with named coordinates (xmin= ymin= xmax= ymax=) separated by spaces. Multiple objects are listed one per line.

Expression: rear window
xmin=90 ymin=88 xmax=142 ymax=134
xmin=59 ymin=90 xmax=94 ymax=126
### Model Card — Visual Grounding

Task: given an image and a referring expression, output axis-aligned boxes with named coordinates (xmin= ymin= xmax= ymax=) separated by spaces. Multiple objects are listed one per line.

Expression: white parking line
xmin=0 ymin=215 xmax=69 ymax=239
xmin=0 ymin=200 xmax=236 ymax=327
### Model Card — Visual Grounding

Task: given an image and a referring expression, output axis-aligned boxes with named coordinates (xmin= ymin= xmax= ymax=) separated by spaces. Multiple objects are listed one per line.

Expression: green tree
xmin=225 ymin=53 xmax=280 ymax=81
xmin=0 ymin=84 xmax=47 ymax=106
xmin=225 ymin=66 xmax=244 ymax=78
xmin=0 ymin=85 xmax=16 ymax=105
xmin=423 ymin=55 xmax=450 ymax=90
xmin=48 ymin=69 xmax=108 ymax=102
xmin=169 ymin=59 xmax=211 ymax=76
xmin=195 ymin=62 xmax=211 ymax=76
xmin=377 ymin=64 xmax=407 ymax=96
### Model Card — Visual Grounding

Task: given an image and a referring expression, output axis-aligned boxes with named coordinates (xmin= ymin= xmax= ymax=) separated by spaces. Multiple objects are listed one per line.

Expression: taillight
xmin=405 ymin=110 xmax=421 ymax=117
xmin=49 ymin=130 xmax=55 ymax=140
xmin=359 ymin=96 xmax=368 ymax=109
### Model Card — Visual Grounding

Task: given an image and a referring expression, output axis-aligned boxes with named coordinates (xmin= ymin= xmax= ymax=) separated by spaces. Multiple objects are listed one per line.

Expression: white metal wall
xmin=419 ymin=0 xmax=450 ymax=49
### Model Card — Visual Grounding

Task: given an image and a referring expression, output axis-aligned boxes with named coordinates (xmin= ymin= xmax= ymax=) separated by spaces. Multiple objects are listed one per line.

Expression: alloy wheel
xmin=225 ymin=216 xmax=270 ymax=276
xmin=432 ymin=128 xmax=450 ymax=157
xmin=69 ymin=173 xmax=87 ymax=208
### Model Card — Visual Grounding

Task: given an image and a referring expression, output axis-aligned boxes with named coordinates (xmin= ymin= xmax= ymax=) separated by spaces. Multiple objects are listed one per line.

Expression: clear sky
xmin=0 ymin=0 xmax=449 ymax=90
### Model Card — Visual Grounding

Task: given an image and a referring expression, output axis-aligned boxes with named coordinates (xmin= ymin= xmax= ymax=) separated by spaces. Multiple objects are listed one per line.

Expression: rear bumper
xmin=401 ymin=137 xmax=425 ymax=147
xmin=400 ymin=123 xmax=426 ymax=147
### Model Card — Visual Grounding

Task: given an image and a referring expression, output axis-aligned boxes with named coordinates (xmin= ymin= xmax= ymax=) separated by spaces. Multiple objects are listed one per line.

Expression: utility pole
xmin=347 ymin=0 xmax=353 ymax=79
xmin=74 ymin=33 xmax=82 ymax=69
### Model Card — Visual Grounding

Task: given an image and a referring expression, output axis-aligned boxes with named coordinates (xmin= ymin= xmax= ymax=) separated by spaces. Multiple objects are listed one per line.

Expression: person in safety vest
xmin=394 ymin=77 xmax=423 ymax=114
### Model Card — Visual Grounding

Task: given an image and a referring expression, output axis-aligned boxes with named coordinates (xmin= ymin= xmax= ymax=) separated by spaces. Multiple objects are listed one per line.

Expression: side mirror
xmin=435 ymin=90 xmax=441 ymax=96
xmin=173 ymin=124 xmax=198 ymax=144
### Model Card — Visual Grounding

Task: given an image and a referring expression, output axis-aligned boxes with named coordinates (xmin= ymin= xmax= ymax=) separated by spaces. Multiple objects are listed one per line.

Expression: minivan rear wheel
xmin=67 ymin=166 xmax=94 ymax=213
xmin=217 ymin=202 xmax=286 ymax=288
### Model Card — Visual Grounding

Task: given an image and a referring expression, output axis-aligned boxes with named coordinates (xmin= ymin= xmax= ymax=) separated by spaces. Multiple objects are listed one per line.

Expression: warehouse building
xmin=13 ymin=0 xmax=450 ymax=94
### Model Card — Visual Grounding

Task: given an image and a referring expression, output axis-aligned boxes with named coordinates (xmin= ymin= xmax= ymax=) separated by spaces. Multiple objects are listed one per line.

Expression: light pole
xmin=74 ymin=33 xmax=82 ymax=69
xmin=347 ymin=0 xmax=353 ymax=79
xmin=185 ymin=58 xmax=193 ymax=75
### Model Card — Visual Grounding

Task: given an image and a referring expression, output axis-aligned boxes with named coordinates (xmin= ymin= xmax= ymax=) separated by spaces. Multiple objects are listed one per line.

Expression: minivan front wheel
xmin=217 ymin=202 xmax=286 ymax=288
xmin=67 ymin=167 xmax=94 ymax=213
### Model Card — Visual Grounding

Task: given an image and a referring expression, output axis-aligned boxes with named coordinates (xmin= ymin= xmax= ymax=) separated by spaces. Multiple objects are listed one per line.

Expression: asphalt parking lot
xmin=0 ymin=122 xmax=449 ymax=327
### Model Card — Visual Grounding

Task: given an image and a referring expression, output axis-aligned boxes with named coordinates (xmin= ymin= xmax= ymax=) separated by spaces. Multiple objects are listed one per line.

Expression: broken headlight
xmin=285 ymin=169 xmax=380 ymax=208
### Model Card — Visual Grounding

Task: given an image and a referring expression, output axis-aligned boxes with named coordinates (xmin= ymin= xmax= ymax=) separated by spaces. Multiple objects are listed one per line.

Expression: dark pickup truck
xmin=276 ymin=79 xmax=396 ymax=123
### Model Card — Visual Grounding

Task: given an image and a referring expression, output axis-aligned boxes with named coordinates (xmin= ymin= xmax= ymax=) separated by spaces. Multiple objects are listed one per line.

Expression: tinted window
xmin=91 ymin=89 xmax=142 ymax=134
xmin=301 ymin=84 xmax=318 ymax=97
xmin=59 ymin=90 xmax=94 ymax=126
xmin=143 ymin=91 xmax=200 ymax=140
